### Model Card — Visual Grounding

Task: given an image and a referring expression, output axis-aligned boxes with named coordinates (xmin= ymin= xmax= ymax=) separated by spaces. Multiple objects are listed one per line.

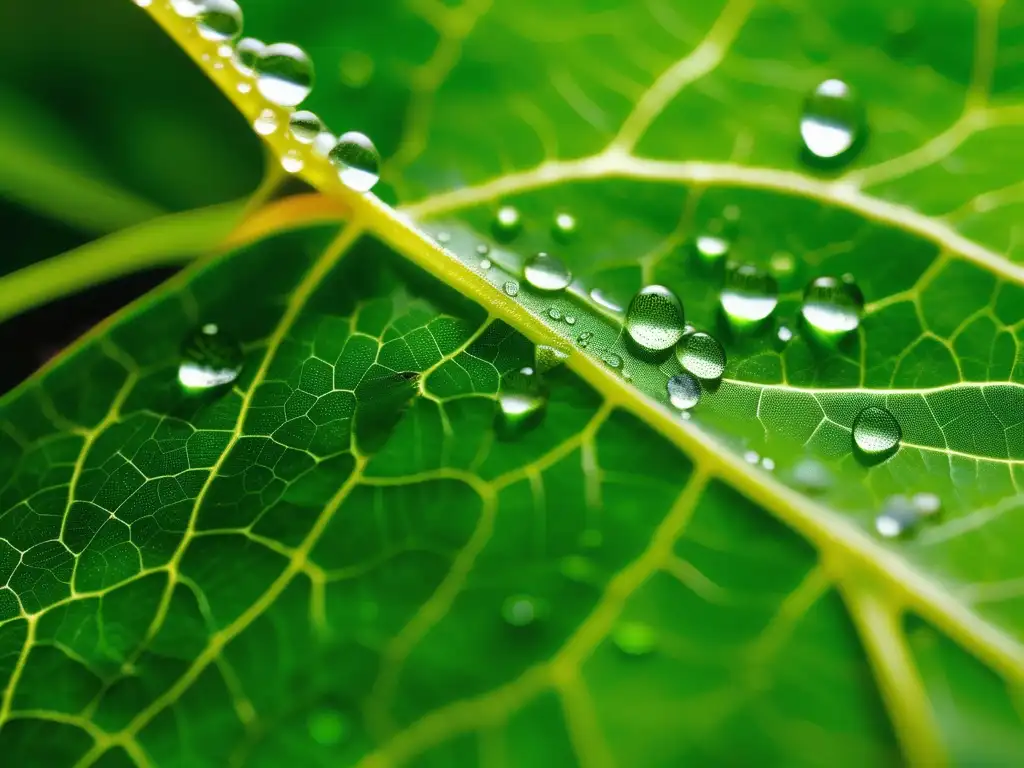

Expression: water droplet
xmin=612 ymin=621 xmax=657 ymax=656
xmin=132 ymin=0 xmax=153 ymax=7
xmin=217 ymin=44 xmax=233 ymax=58
xmin=196 ymin=0 xmax=242 ymax=42
xmin=552 ymin=212 xmax=577 ymax=243
xmin=435 ymin=231 xmax=451 ymax=244
xmin=590 ymin=288 xmax=623 ymax=314
xmin=547 ymin=308 xmax=562 ymax=321
xmin=328 ymin=132 xmax=380 ymax=192
xmin=675 ymin=331 xmax=726 ymax=380
xmin=761 ymin=456 xmax=775 ymax=471
xmin=625 ymin=285 xmax=686 ymax=351
xmin=312 ymin=131 xmax=336 ymax=157
xmin=524 ymin=252 xmax=572 ymax=292
xmin=178 ymin=324 xmax=244 ymax=390
xmin=852 ymin=406 xmax=901 ymax=456
xmin=231 ymin=37 xmax=265 ymax=77
xmin=912 ymin=492 xmax=941 ymax=517
xmin=576 ymin=331 xmax=593 ymax=348
xmin=479 ymin=259 xmax=492 ymax=270
xmin=565 ymin=316 xmax=576 ymax=326
xmin=492 ymin=206 xmax=522 ymax=242
xmin=667 ymin=373 xmax=700 ymax=410
xmin=874 ymin=493 xmax=940 ymax=539
xmin=695 ymin=233 xmax=730 ymax=262
xmin=769 ymin=251 xmax=796 ymax=278
xmin=170 ymin=0 xmax=205 ymax=17
xmin=801 ymin=276 xmax=864 ymax=334
xmin=602 ymin=352 xmax=623 ymax=369
xmin=777 ymin=325 xmax=794 ymax=343
xmin=498 ymin=367 xmax=546 ymax=432
xmin=255 ymin=42 xmax=315 ymax=107
xmin=744 ymin=450 xmax=760 ymax=465
xmin=800 ymin=78 xmax=864 ymax=162
xmin=237 ymin=82 xmax=252 ymax=94
xmin=308 ymin=709 xmax=349 ymax=746
xmin=475 ymin=243 xmax=490 ymax=256
xmin=503 ymin=280 xmax=519 ymax=297
xmin=536 ymin=344 xmax=569 ymax=373
xmin=253 ymin=108 xmax=278 ymax=136
xmin=720 ymin=263 xmax=778 ymax=324
xmin=502 ymin=594 xmax=545 ymax=627
xmin=280 ymin=150 xmax=304 ymax=174
xmin=791 ymin=458 xmax=830 ymax=494
xmin=289 ymin=110 xmax=323 ymax=143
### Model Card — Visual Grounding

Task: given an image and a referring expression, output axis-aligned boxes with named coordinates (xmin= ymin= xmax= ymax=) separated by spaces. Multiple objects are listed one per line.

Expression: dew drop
xmin=308 ymin=709 xmax=349 ymax=746
xmin=875 ymin=494 xmax=935 ymax=539
xmin=801 ymin=276 xmax=864 ymax=334
xmin=475 ymin=243 xmax=490 ymax=256
xmin=565 ymin=316 xmax=576 ymax=326
xmin=852 ymin=406 xmax=901 ymax=456
xmin=777 ymin=325 xmax=794 ymax=343
xmin=602 ymin=352 xmax=623 ymax=369
xmin=552 ymin=212 xmax=577 ymax=243
xmin=132 ymin=0 xmax=153 ymax=7
xmin=237 ymin=82 xmax=252 ymax=94
xmin=744 ymin=450 xmax=760 ymax=465
xmin=178 ymin=324 xmax=244 ymax=391
xmin=547 ymin=308 xmax=562 ymax=321
xmin=667 ymin=373 xmax=700 ymax=410
xmin=503 ymin=280 xmax=519 ymax=297
xmin=328 ymin=132 xmax=381 ymax=192
xmin=288 ymin=110 xmax=323 ymax=143
xmin=720 ymin=263 xmax=778 ymax=324
xmin=253 ymin=108 xmax=278 ymax=136
xmin=791 ymin=458 xmax=830 ymax=494
xmin=676 ymin=331 xmax=726 ymax=380
xmin=800 ymin=78 xmax=864 ymax=162
xmin=492 ymin=206 xmax=522 ymax=242
xmin=695 ymin=233 xmax=730 ymax=262
xmin=255 ymin=42 xmax=315 ymax=107
xmin=435 ymin=231 xmax=451 ymax=245
xmin=536 ymin=344 xmax=569 ymax=373
xmin=625 ymin=285 xmax=686 ymax=351
xmin=498 ymin=366 xmax=546 ymax=432
xmin=769 ymin=251 xmax=796 ymax=278
xmin=502 ymin=594 xmax=545 ymax=627
xmin=280 ymin=150 xmax=304 ymax=174
xmin=612 ymin=621 xmax=657 ymax=657
xmin=524 ymin=252 xmax=572 ymax=292
xmin=761 ymin=456 xmax=776 ymax=471
xmin=479 ymin=259 xmax=492 ymax=270
xmin=170 ymin=0 xmax=205 ymax=17
xmin=231 ymin=37 xmax=265 ymax=77
xmin=196 ymin=0 xmax=243 ymax=42
xmin=576 ymin=331 xmax=593 ymax=348
xmin=912 ymin=492 xmax=941 ymax=517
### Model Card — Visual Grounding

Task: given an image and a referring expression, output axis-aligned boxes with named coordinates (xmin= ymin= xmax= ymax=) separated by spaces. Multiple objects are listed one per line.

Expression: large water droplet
xmin=196 ymin=0 xmax=243 ymax=42
xmin=801 ymin=276 xmax=864 ymax=334
xmin=178 ymin=323 xmax=244 ymax=390
xmin=524 ymin=252 xmax=572 ymax=292
xmin=492 ymin=206 xmax=522 ymax=242
xmin=498 ymin=367 xmax=546 ymax=433
xmin=852 ymin=406 xmax=901 ymax=456
xmin=289 ymin=110 xmax=323 ymax=143
xmin=667 ymin=373 xmax=700 ymax=410
xmin=720 ymin=263 xmax=778 ymax=324
xmin=308 ymin=709 xmax=349 ymax=746
xmin=253 ymin=108 xmax=278 ymax=136
xmin=552 ymin=212 xmax=577 ymax=243
xmin=676 ymin=331 xmax=726 ymax=380
xmin=800 ymin=78 xmax=864 ymax=162
xmin=231 ymin=37 xmax=265 ymax=78
xmin=328 ymin=131 xmax=380 ymax=192
xmin=255 ymin=43 xmax=314 ymax=107
xmin=612 ymin=621 xmax=657 ymax=656
xmin=625 ymin=285 xmax=686 ymax=351
xmin=502 ymin=594 xmax=545 ymax=627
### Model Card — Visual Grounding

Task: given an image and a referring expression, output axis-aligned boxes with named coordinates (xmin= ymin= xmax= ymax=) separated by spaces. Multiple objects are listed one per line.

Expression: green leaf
xmin=3 ymin=0 xmax=1024 ymax=766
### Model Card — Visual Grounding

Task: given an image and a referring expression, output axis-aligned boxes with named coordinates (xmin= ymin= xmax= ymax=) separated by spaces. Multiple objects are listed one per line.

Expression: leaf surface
xmin=2 ymin=0 xmax=1024 ymax=766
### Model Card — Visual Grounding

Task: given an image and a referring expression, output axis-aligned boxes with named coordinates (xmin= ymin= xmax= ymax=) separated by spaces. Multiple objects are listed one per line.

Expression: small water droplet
xmin=800 ymin=78 xmax=864 ymax=162
xmin=791 ymin=458 xmax=830 ymax=494
xmin=547 ymin=307 xmax=562 ymax=321
xmin=475 ymin=243 xmax=490 ymax=256
xmin=761 ymin=456 xmax=775 ymax=471
xmin=328 ymin=131 xmax=381 ymax=192
xmin=479 ymin=259 xmax=492 ymax=270
xmin=602 ymin=352 xmax=623 ymax=369
xmin=312 ymin=131 xmax=336 ymax=157
xmin=769 ymin=251 xmax=796 ymax=278
xmin=237 ymin=82 xmax=252 ymax=94
xmin=493 ymin=206 xmax=522 ymax=242
xmin=178 ymin=324 xmax=244 ymax=390
xmin=524 ymin=252 xmax=572 ymax=292
xmin=912 ymin=492 xmax=941 ymax=517
xmin=196 ymin=0 xmax=243 ymax=42
xmin=874 ymin=493 xmax=941 ymax=539
xmin=552 ymin=212 xmax=577 ymax=243
xmin=612 ymin=621 xmax=657 ymax=657
xmin=255 ymin=42 xmax=315 ymax=107
xmin=289 ymin=110 xmax=323 ymax=143
xmin=676 ymin=331 xmax=726 ymax=380
xmin=695 ymin=233 xmax=730 ymax=261
xmin=777 ymin=325 xmax=794 ymax=343
xmin=852 ymin=406 xmax=901 ymax=456
xmin=170 ymin=0 xmax=205 ymax=17
xmin=253 ymin=108 xmax=278 ymax=136
xmin=565 ymin=316 xmax=576 ymax=326
xmin=801 ymin=276 xmax=864 ymax=334
xmin=280 ymin=150 xmax=304 ymax=173
xmin=308 ymin=709 xmax=349 ymax=746
xmin=502 ymin=594 xmax=545 ymax=627
xmin=667 ymin=373 xmax=700 ymax=410
xmin=720 ymin=263 xmax=778 ymax=324
xmin=503 ymin=280 xmax=519 ymax=297
xmin=744 ymin=450 xmax=760 ymax=465
xmin=231 ymin=37 xmax=265 ymax=77
xmin=576 ymin=331 xmax=593 ymax=348
xmin=536 ymin=344 xmax=569 ymax=373
xmin=625 ymin=285 xmax=686 ymax=351
xmin=498 ymin=367 xmax=546 ymax=433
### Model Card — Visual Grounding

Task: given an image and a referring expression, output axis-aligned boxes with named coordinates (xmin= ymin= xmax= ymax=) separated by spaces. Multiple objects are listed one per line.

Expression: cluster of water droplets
xmin=163 ymin=1 xmax=382 ymax=191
